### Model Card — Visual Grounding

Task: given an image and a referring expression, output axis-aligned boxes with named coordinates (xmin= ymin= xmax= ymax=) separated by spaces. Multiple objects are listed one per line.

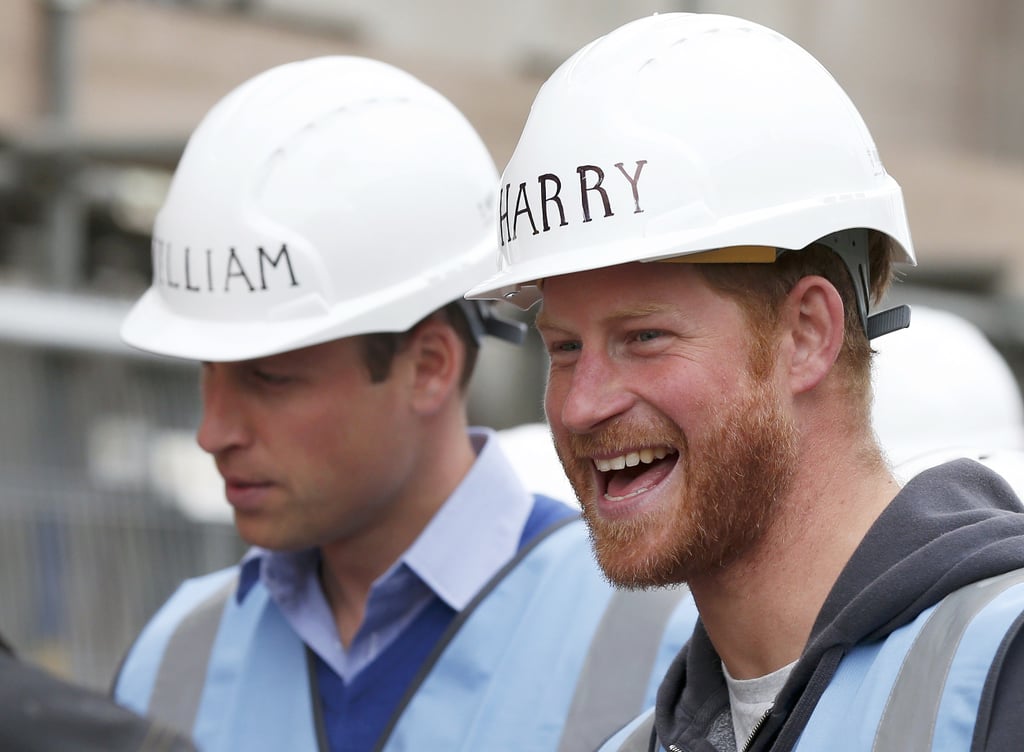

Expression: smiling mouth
xmin=594 ymin=446 xmax=678 ymax=501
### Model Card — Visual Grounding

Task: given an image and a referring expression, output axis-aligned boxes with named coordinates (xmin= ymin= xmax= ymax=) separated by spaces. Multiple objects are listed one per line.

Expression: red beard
xmin=557 ymin=375 xmax=798 ymax=589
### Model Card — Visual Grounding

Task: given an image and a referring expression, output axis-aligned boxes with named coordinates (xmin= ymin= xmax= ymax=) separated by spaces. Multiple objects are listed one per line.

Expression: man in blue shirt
xmin=112 ymin=56 xmax=696 ymax=752
xmin=467 ymin=13 xmax=1024 ymax=752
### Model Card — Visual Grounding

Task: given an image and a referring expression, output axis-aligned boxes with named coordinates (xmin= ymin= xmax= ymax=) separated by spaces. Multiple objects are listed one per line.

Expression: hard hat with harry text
xmin=467 ymin=12 xmax=916 ymax=325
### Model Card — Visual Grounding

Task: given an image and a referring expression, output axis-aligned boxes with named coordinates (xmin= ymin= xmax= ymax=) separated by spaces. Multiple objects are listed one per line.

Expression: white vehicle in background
xmin=872 ymin=305 xmax=1024 ymax=492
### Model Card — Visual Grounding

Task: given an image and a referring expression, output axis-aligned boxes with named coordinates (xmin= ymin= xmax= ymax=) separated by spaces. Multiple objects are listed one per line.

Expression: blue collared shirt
xmin=235 ymin=427 xmax=534 ymax=682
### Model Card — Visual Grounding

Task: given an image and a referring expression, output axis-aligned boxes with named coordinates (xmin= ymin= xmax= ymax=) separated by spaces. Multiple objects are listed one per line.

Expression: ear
xmin=781 ymin=275 xmax=845 ymax=395
xmin=406 ymin=318 xmax=465 ymax=415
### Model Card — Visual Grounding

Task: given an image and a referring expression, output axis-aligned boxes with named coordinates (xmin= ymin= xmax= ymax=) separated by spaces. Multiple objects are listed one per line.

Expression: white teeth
xmin=594 ymin=448 xmax=674 ymax=473
xmin=605 ymin=486 xmax=652 ymax=502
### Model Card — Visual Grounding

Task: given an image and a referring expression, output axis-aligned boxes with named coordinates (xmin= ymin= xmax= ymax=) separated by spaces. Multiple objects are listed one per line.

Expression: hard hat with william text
xmin=123 ymin=56 xmax=518 ymax=362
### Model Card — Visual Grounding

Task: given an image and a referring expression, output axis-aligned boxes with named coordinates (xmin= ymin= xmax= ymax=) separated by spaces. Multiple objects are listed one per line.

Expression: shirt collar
xmin=401 ymin=427 xmax=533 ymax=610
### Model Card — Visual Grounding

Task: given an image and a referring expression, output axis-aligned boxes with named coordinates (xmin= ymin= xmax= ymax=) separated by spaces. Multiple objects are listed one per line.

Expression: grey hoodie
xmin=652 ymin=459 xmax=1024 ymax=752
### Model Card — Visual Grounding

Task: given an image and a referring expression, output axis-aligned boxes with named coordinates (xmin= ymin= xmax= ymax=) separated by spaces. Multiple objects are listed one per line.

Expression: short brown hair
xmin=357 ymin=301 xmax=480 ymax=388
xmin=696 ymin=230 xmax=897 ymax=415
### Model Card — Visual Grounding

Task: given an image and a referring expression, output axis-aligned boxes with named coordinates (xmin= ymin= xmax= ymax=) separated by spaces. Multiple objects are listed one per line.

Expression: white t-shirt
xmin=723 ymin=659 xmax=796 ymax=751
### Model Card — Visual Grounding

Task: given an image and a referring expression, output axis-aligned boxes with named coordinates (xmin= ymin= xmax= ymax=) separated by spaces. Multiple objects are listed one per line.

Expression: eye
xmin=634 ymin=330 xmax=664 ymax=343
xmin=545 ymin=338 xmax=582 ymax=366
xmin=252 ymin=368 xmax=292 ymax=386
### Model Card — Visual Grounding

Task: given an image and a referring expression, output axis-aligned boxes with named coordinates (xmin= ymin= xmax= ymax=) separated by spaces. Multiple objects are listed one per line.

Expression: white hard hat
xmin=872 ymin=305 xmax=1024 ymax=474
xmin=496 ymin=422 xmax=577 ymax=505
xmin=467 ymin=12 xmax=915 ymax=334
xmin=122 ymin=56 xmax=521 ymax=362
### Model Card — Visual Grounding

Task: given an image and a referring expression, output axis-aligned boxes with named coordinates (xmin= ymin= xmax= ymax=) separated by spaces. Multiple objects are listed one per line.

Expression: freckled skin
xmin=539 ymin=262 xmax=798 ymax=587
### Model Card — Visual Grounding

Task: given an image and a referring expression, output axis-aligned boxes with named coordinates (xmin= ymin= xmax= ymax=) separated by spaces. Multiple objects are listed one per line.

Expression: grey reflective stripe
xmin=874 ymin=568 xmax=1024 ymax=752
xmin=618 ymin=709 xmax=657 ymax=752
xmin=147 ymin=576 xmax=238 ymax=736
xmin=558 ymin=586 xmax=688 ymax=752
xmin=305 ymin=646 xmax=331 ymax=752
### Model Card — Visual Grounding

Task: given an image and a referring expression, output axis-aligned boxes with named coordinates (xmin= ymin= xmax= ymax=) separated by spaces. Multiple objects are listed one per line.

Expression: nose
xmin=196 ymin=364 xmax=249 ymax=455
xmin=549 ymin=349 xmax=633 ymax=435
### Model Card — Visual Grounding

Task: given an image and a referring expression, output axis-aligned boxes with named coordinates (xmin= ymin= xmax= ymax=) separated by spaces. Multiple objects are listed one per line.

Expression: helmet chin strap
xmin=455 ymin=299 xmax=527 ymax=346
xmin=809 ymin=229 xmax=911 ymax=340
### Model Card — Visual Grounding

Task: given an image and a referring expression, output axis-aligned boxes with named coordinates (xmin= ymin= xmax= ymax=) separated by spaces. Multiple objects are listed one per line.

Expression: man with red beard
xmin=469 ymin=12 xmax=1024 ymax=752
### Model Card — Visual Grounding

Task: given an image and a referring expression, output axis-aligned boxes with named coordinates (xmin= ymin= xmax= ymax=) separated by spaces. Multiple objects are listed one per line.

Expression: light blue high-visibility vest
xmin=598 ymin=568 xmax=1024 ymax=752
xmin=115 ymin=520 xmax=698 ymax=752
xmin=796 ymin=568 xmax=1024 ymax=752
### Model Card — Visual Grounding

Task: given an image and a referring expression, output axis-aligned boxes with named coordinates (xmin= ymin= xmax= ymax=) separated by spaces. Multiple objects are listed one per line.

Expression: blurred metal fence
xmin=0 ymin=290 xmax=245 ymax=691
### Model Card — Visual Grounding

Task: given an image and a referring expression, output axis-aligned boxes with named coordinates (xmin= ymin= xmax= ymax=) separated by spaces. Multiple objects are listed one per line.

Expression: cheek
xmin=543 ymin=373 xmax=570 ymax=424
xmin=285 ymin=402 xmax=367 ymax=470
xmin=646 ymin=363 xmax=731 ymax=416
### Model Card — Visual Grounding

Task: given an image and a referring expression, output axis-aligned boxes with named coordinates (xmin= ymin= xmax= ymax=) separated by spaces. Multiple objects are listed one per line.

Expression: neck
xmin=688 ymin=432 xmax=899 ymax=680
xmin=318 ymin=412 xmax=476 ymax=646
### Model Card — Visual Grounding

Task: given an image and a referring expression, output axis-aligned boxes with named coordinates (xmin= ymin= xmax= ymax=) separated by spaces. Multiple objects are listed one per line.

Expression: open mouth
xmin=594 ymin=446 xmax=678 ymax=501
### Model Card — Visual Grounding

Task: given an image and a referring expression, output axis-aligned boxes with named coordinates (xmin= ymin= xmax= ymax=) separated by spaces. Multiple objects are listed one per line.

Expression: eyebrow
xmin=535 ymin=302 xmax=675 ymax=332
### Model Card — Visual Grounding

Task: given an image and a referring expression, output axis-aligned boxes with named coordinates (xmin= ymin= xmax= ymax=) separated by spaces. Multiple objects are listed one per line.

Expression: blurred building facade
xmin=0 ymin=0 xmax=1022 ymax=688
